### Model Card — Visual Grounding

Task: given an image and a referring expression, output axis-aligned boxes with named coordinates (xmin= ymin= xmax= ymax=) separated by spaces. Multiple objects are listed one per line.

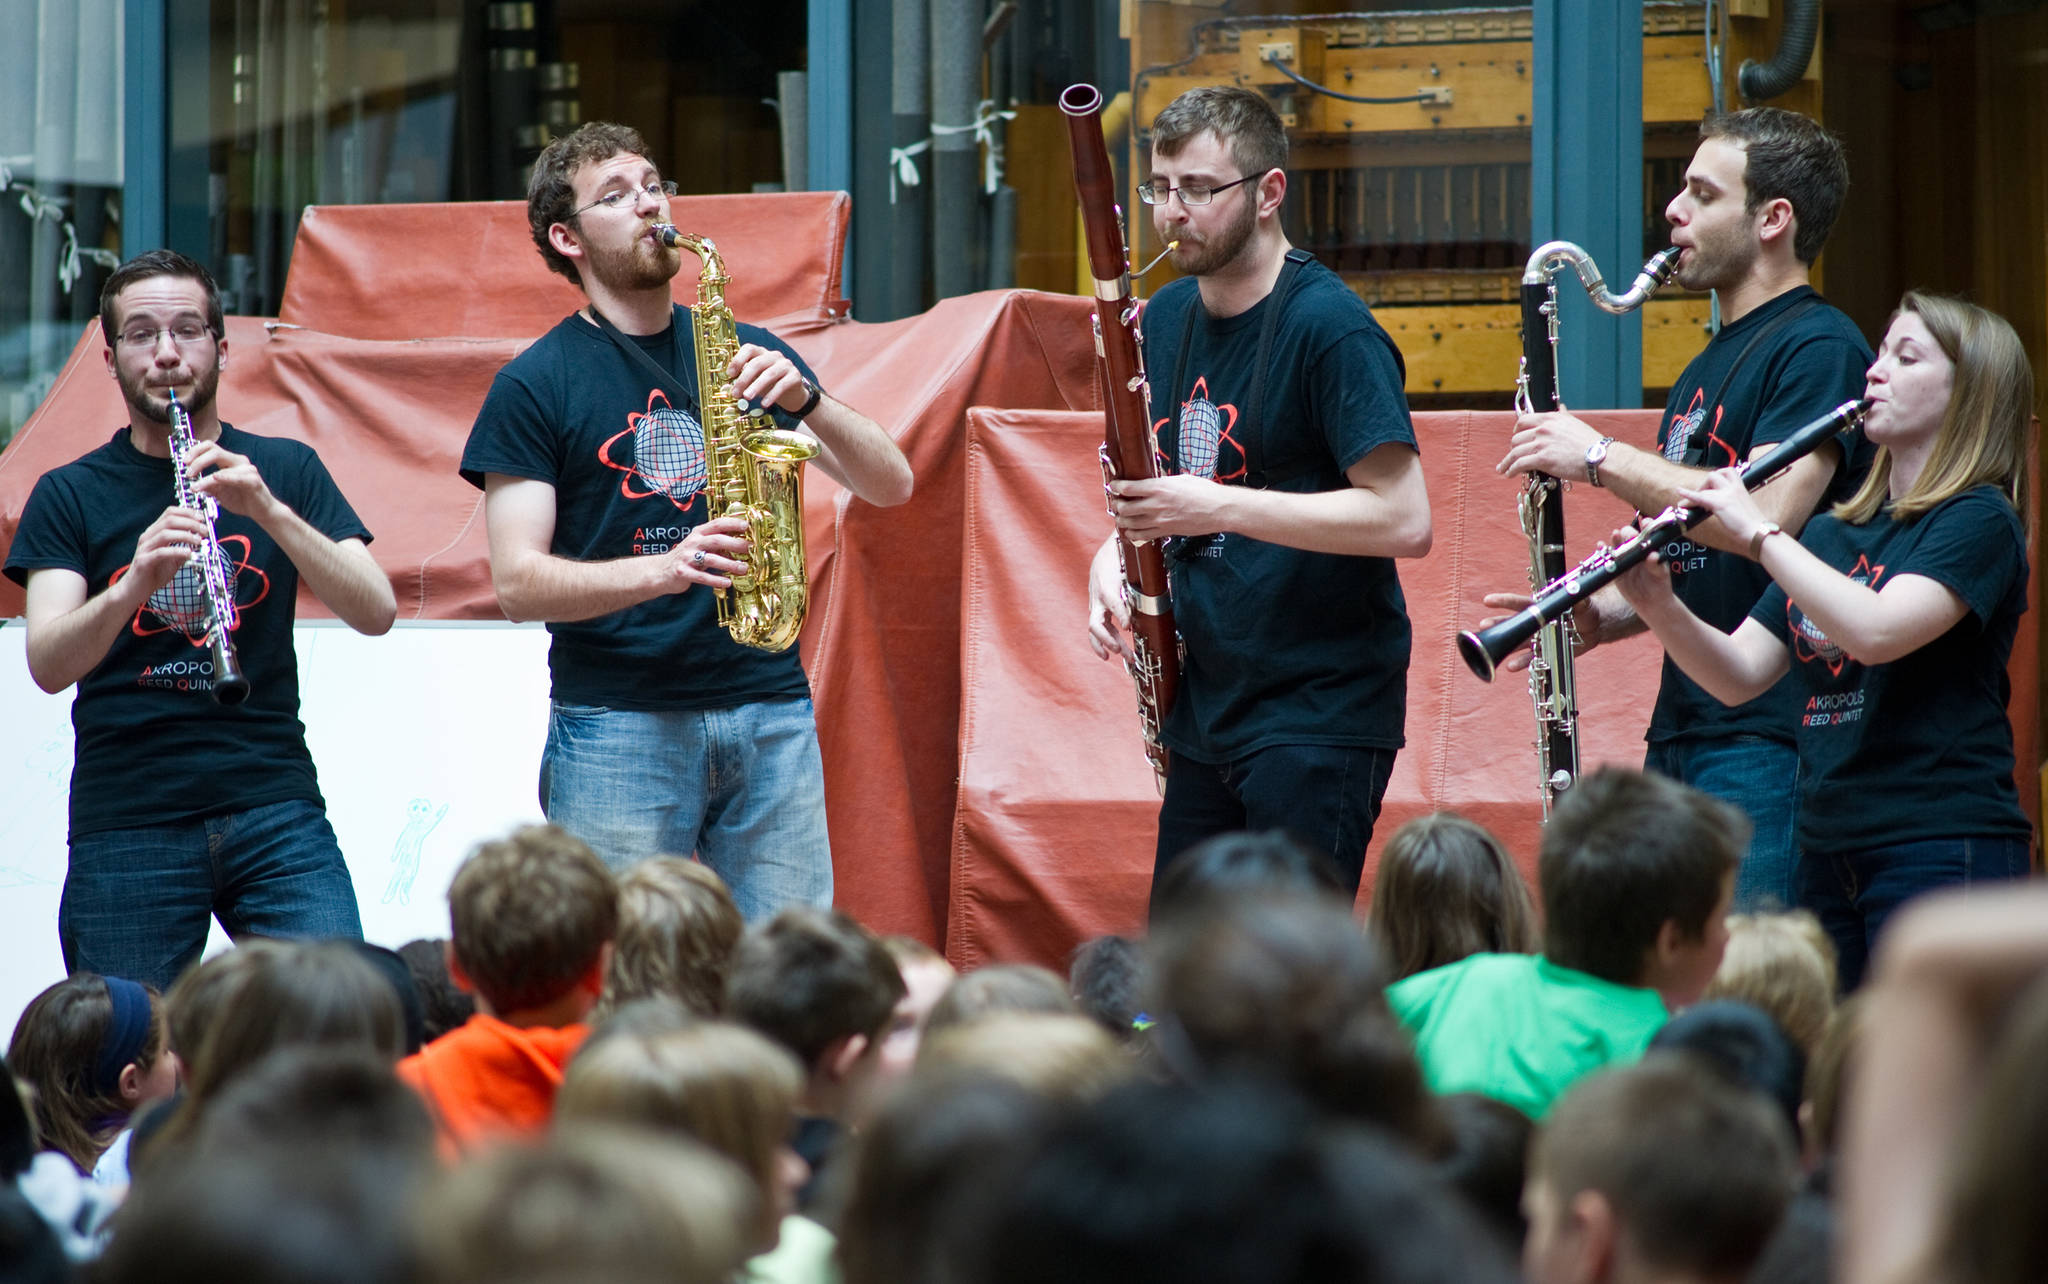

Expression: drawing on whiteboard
xmin=0 ymin=866 xmax=58 ymax=889
xmin=383 ymin=798 xmax=448 ymax=906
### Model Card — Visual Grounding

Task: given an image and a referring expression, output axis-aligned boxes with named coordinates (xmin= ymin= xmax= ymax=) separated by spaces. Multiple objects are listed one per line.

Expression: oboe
xmin=165 ymin=390 xmax=251 ymax=706
xmin=1461 ymin=398 xmax=1872 ymax=680
xmin=1060 ymin=82 xmax=1180 ymax=794
xmin=1513 ymin=243 xmax=1680 ymax=815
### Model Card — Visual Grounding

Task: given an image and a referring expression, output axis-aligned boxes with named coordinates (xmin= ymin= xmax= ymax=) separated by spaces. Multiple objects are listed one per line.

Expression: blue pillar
xmin=1531 ymin=0 xmax=1646 ymax=408
xmin=809 ymin=0 xmax=856 ymax=302
xmin=121 ymin=0 xmax=166 ymax=255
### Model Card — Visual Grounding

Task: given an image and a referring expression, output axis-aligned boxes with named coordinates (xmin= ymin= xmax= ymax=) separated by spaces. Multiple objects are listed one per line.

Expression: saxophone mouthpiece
xmin=1134 ymin=241 xmax=1180 ymax=277
xmin=650 ymin=222 xmax=682 ymax=247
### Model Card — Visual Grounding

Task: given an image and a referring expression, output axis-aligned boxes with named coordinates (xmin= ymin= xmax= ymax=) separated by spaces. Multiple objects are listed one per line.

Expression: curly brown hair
xmin=526 ymin=121 xmax=653 ymax=286
xmin=449 ymin=825 xmax=619 ymax=1014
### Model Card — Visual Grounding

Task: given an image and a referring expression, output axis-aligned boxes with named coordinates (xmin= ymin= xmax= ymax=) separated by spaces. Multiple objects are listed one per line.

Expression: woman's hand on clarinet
xmin=663 ymin=516 xmax=751 ymax=592
xmin=1609 ymin=524 xmax=1678 ymax=614
xmin=1086 ymin=538 xmax=1135 ymax=663
xmin=1477 ymin=591 xmax=1602 ymax=673
xmin=1677 ymin=467 xmax=1767 ymax=547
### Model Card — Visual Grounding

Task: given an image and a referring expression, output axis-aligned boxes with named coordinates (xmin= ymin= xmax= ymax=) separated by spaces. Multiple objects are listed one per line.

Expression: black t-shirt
xmin=1648 ymin=287 xmax=1873 ymax=745
xmin=459 ymin=307 xmax=818 ymax=710
xmin=4 ymin=424 xmax=371 ymax=837
xmin=1750 ymin=487 xmax=2031 ymax=854
xmin=1144 ymin=258 xmax=1419 ymax=761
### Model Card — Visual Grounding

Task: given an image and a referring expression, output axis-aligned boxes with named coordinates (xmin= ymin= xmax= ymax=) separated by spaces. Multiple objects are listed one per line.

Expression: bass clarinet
xmin=165 ymin=390 xmax=251 ymax=706
xmin=1511 ymin=242 xmax=1680 ymax=815
xmin=1462 ymin=397 xmax=1872 ymax=680
xmin=1059 ymin=82 xmax=1180 ymax=794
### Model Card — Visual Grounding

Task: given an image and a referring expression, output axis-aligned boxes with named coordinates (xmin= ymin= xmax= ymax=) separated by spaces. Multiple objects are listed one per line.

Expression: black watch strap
xmin=793 ymin=379 xmax=823 ymax=421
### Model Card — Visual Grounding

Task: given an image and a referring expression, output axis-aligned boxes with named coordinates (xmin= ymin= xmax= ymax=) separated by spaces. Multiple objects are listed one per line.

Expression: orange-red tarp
xmin=0 ymin=194 xmax=2034 ymax=973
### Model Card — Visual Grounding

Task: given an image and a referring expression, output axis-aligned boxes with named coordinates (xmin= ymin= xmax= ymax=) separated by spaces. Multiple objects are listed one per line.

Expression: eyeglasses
xmin=572 ymin=179 xmax=680 ymax=217
xmin=1137 ymin=173 xmax=1263 ymax=206
xmin=115 ymin=323 xmax=215 ymax=350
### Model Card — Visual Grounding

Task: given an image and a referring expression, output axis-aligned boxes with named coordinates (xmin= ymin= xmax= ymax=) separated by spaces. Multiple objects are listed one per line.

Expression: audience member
xmin=397 ymin=938 xmax=477 ymax=1044
xmin=922 ymin=964 xmax=1079 ymax=1039
xmin=1068 ymin=934 xmax=1143 ymax=1041
xmin=1523 ymin=1056 xmax=1797 ymax=1284
xmin=725 ymin=907 xmax=905 ymax=1210
xmin=1648 ymin=1000 xmax=1807 ymax=1139
xmin=1799 ymin=992 xmax=1864 ymax=1176
xmin=875 ymin=936 xmax=957 ymax=1083
xmin=397 ymin=824 xmax=618 ymax=1154
xmin=1703 ymin=911 xmax=1837 ymax=1053
xmin=917 ymin=1013 xmax=1134 ymax=1103
xmin=1432 ymin=1092 xmax=1535 ymax=1255
xmin=1746 ymin=1189 xmax=1831 ymax=1284
xmin=1389 ymin=767 xmax=1741 ymax=1117
xmin=191 ymin=1045 xmax=436 ymax=1164
xmin=1147 ymin=893 xmax=1443 ymax=1152
xmin=7 ymin=973 xmax=177 ymax=1175
xmin=599 ymin=856 xmax=745 ymax=1020
xmin=1150 ymin=830 xmax=1348 ymax=923
xmin=348 ymin=941 xmax=428 ymax=1055
xmin=970 ymin=1077 xmax=1518 ymax=1284
xmin=414 ymin=1126 xmax=755 ymax=1284
xmin=1369 ymin=812 xmax=1539 ymax=981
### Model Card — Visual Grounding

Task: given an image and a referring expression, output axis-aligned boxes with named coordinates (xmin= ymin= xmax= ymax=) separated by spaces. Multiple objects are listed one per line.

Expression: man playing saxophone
xmin=1489 ymin=108 xmax=1870 ymax=911
xmin=1084 ymin=87 xmax=1432 ymax=907
xmin=5 ymin=250 xmax=397 ymax=990
xmin=462 ymin=123 xmax=911 ymax=921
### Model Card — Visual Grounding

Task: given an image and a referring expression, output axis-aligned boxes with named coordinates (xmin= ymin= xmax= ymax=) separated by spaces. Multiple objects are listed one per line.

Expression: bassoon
xmin=1059 ymin=82 xmax=1179 ymax=794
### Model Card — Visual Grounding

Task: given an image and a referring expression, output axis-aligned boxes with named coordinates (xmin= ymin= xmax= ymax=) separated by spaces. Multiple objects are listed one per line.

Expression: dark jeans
xmin=1153 ymin=743 xmax=1395 ymax=909
xmin=1801 ymin=836 xmax=2031 ymax=991
xmin=60 ymin=798 xmax=365 ymax=991
xmin=1644 ymin=735 xmax=1800 ymax=913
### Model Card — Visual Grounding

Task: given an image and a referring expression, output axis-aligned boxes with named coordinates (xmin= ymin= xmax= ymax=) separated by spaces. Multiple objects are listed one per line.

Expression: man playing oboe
xmin=5 ymin=250 xmax=395 ymax=991
xmin=1085 ymin=87 xmax=1432 ymax=906
xmin=1491 ymin=108 xmax=1870 ymax=912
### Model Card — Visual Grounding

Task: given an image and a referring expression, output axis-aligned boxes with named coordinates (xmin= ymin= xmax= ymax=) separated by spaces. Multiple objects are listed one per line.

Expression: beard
xmin=1164 ymin=191 xmax=1260 ymax=277
xmin=582 ymin=225 xmax=681 ymax=293
xmin=118 ymin=355 xmax=221 ymax=425
xmin=1673 ymin=221 xmax=1757 ymax=293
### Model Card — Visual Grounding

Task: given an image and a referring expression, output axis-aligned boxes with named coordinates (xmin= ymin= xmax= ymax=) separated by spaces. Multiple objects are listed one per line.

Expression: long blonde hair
xmin=1834 ymin=291 xmax=2034 ymax=526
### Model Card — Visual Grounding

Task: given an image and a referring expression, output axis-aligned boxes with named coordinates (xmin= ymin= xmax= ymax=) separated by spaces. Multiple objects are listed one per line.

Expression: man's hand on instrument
xmin=128 ymin=505 xmax=212 ymax=595
xmin=1086 ymin=538 xmax=1135 ymax=663
xmin=1477 ymin=591 xmax=1603 ymax=673
xmin=1609 ymin=523 xmax=1677 ymax=614
xmin=663 ymin=516 xmax=751 ymax=592
xmin=185 ymin=439 xmax=280 ymax=521
xmin=1108 ymin=475 xmax=1231 ymax=543
xmin=727 ymin=344 xmax=813 ymax=418
xmin=1677 ymin=467 xmax=1767 ymax=549
xmin=1499 ymin=411 xmax=1602 ymax=481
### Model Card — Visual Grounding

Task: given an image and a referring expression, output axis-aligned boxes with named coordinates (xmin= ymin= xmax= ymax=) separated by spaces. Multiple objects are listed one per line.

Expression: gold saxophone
xmin=655 ymin=223 xmax=821 ymax=653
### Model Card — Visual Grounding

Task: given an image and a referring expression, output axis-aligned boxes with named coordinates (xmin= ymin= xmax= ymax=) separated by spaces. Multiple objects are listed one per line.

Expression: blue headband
xmin=91 ymin=976 xmax=154 ymax=1097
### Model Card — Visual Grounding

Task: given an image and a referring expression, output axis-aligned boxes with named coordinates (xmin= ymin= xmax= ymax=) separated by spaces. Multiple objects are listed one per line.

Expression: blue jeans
xmin=539 ymin=697 xmax=832 ymax=922
xmin=1154 ymin=743 xmax=1395 ymax=907
xmin=1803 ymin=836 xmax=2030 ymax=992
xmin=60 ymin=798 xmax=364 ymax=992
xmin=1644 ymin=735 xmax=1799 ymax=913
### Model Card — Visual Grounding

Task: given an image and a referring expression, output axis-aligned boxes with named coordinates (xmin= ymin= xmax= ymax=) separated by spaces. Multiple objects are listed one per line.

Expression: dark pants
xmin=1153 ymin=743 xmax=1395 ymax=907
xmin=1800 ymin=836 xmax=2030 ymax=991
xmin=61 ymin=798 xmax=365 ymax=991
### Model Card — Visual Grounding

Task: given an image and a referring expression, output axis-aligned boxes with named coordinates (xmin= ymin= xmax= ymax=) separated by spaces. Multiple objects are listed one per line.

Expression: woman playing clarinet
xmin=1615 ymin=292 xmax=2034 ymax=989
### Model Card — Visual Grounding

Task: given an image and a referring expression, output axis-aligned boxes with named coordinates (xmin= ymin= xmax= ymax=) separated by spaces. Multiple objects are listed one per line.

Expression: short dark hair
xmin=99 ymin=249 xmax=224 ymax=341
xmin=1431 ymin=1093 xmax=1535 ymax=1253
xmin=193 ymin=1046 xmax=437 ymax=1163
xmin=724 ymin=907 xmax=905 ymax=1069
xmin=526 ymin=121 xmax=653 ymax=286
xmin=1149 ymin=86 xmax=1288 ymax=183
xmin=1539 ymin=767 xmax=1743 ymax=984
xmin=396 ymin=939 xmax=476 ymax=1045
xmin=922 ymin=965 xmax=1077 ymax=1040
xmin=1153 ymin=830 xmax=1346 ymax=923
xmin=1069 ymin=934 xmax=1143 ymax=1041
xmin=1649 ymin=999 xmax=1808 ymax=1139
xmin=448 ymin=825 xmax=619 ymax=1015
xmin=1700 ymin=107 xmax=1849 ymax=265
xmin=1534 ymin=1055 xmax=1798 ymax=1279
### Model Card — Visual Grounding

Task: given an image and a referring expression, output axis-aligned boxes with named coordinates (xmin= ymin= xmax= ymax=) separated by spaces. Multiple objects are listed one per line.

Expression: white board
xmin=0 ymin=620 xmax=555 ymax=1037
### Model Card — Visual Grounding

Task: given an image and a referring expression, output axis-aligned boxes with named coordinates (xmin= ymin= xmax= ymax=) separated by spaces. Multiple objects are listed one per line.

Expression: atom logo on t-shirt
xmin=1167 ymin=376 xmax=1246 ymax=482
xmin=112 ymin=533 xmax=270 ymax=644
xmin=600 ymin=389 xmax=707 ymax=510
xmin=1789 ymin=553 xmax=1884 ymax=678
xmin=1664 ymin=388 xmax=1738 ymax=466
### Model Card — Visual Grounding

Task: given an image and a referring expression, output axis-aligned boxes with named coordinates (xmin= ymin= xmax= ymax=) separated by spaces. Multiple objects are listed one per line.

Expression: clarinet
xmin=1461 ymin=398 xmax=1872 ymax=680
xmin=1512 ymin=243 xmax=1680 ymax=816
xmin=1059 ymin=82 xmax=1180 ymax=795
xmin=165 ymin=390 xmax=252 ymax=706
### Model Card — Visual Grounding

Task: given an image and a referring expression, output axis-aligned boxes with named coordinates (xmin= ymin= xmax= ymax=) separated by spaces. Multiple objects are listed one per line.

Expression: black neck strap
xmin=585 ymin=304 xmax=695 ymax=407
xmin=1683 ymin=291 xmax=1822 ymax=467
xmin=1168 ymin=248 xmax=1316 ymax=489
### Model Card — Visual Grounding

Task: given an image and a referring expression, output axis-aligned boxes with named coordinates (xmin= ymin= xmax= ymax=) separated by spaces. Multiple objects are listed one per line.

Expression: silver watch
xmin=1584 ymin=436 xmax=1614 ymax=488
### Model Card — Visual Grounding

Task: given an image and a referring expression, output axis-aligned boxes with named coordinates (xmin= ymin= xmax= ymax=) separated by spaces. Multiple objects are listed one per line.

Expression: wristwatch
xmin=1748 ymin=521 xmax=1784 ymax=559
xmin=792 ymin=378 xmax=823 ymax=422
xmin=1584 ymin=436 xmax=1615 ymax=488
